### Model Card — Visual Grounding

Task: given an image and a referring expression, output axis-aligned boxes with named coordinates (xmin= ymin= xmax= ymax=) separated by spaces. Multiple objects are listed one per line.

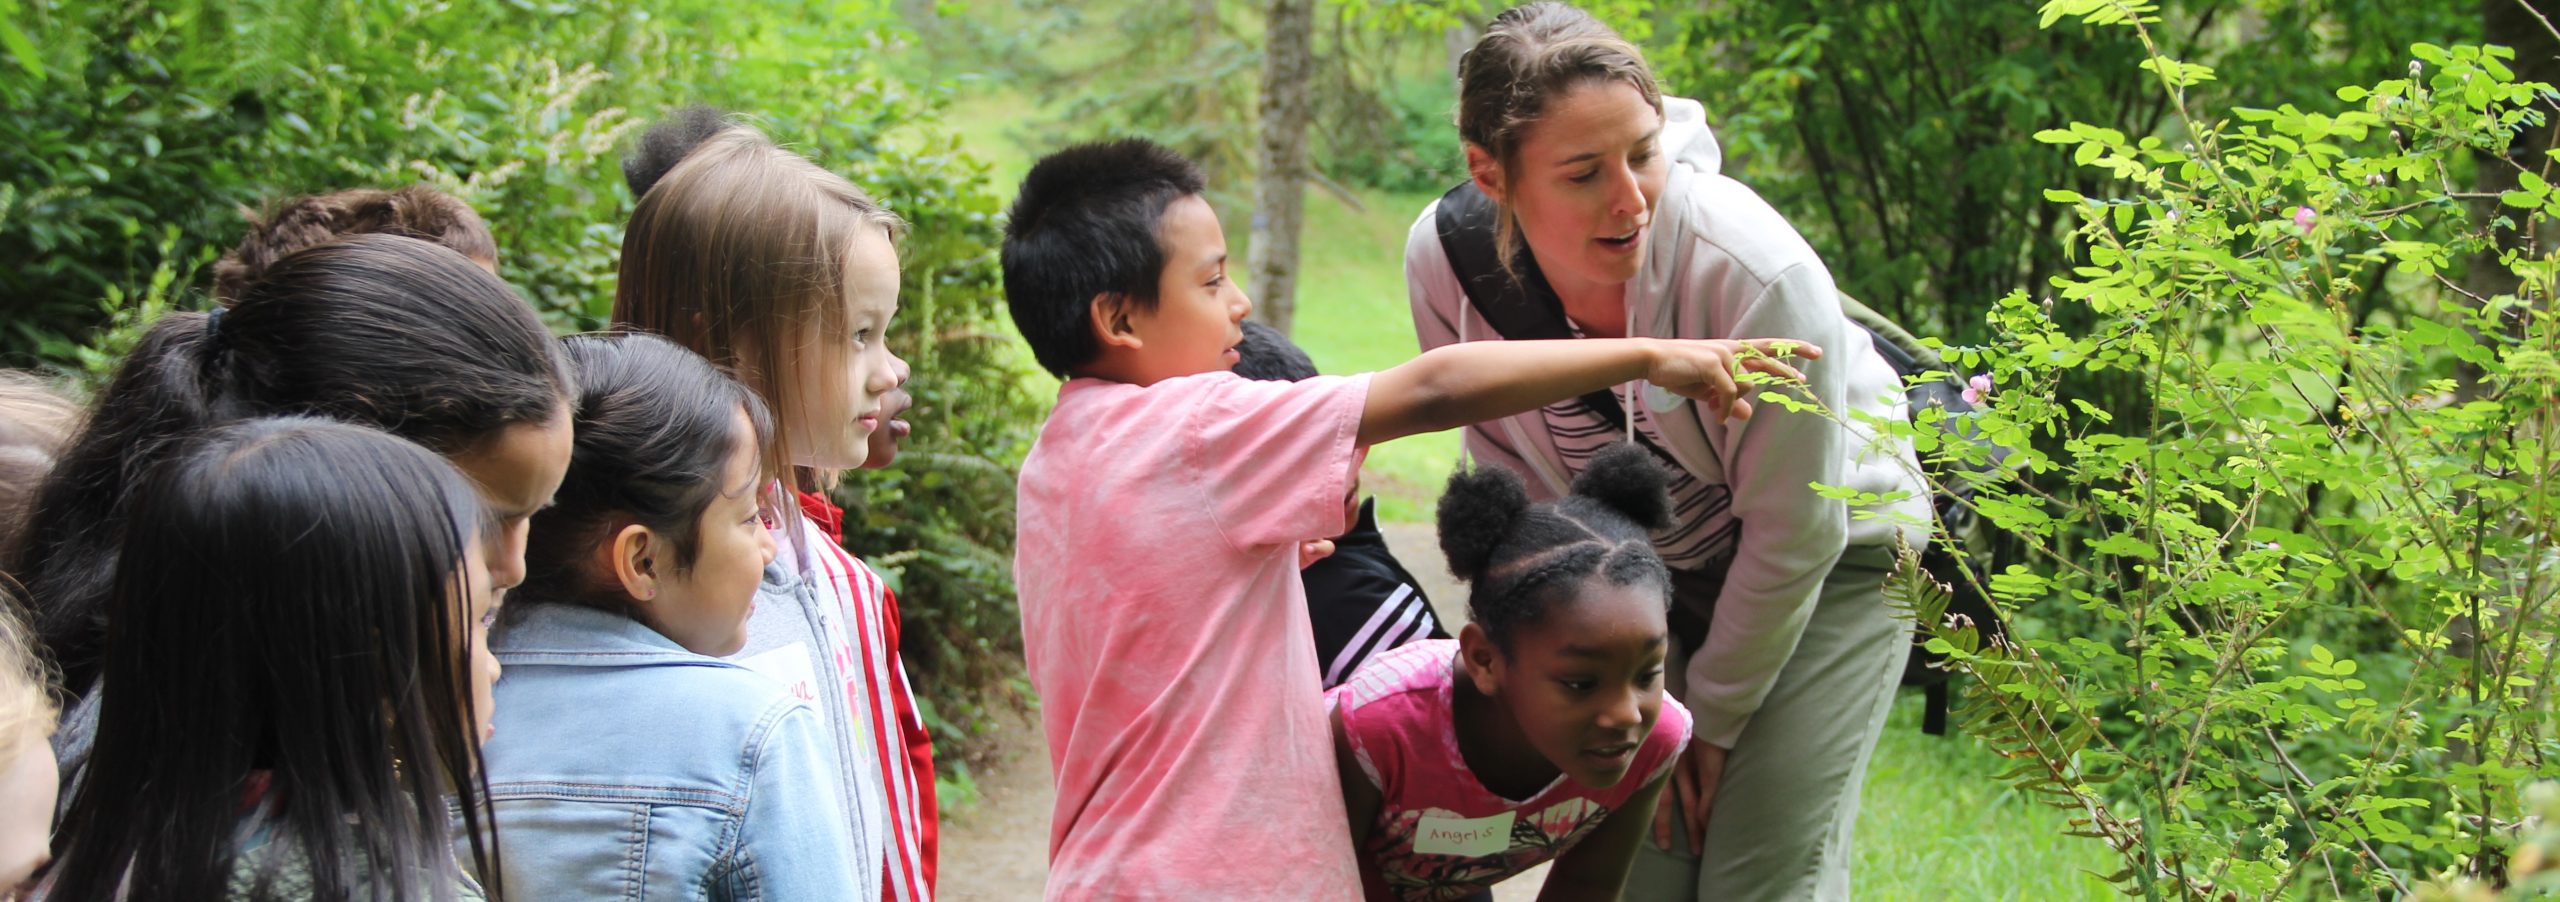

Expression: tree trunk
xmin=1248 ymin=0 xmax=1315 ymax=335
xmin=2447 ymin=2 xmax=2557 ymax=827
xmin=1192 ymin=0 xmax=1221 ymax=126
xmin=2461 ymin=0 xmax=2559 ymax=398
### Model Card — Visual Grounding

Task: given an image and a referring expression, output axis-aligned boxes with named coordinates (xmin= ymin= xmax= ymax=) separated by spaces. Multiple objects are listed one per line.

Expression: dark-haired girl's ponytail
xmin=1569 ymin=442 xmax=1673 ymax=531
xmin=18 ymin=236 xmax=569 ymax=698
xmin=1436 ymin=465 xmax=1534 ymax=583
xmin=14 ymin=311 xmax=228 ymax=688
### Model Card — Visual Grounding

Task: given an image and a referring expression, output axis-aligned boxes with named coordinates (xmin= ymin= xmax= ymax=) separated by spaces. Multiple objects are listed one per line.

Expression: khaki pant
xmin=1624 ymin=544 xmax=1908 ymax=902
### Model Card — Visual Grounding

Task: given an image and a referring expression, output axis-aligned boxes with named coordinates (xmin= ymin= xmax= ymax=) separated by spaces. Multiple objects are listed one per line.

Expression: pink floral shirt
xmin=1329 ymin=640 xmax=1690 ymax=901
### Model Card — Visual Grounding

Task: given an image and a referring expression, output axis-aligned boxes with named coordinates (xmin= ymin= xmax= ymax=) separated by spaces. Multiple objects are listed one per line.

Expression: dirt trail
xmin=937 ymin=521 xmax=1550 ymax=900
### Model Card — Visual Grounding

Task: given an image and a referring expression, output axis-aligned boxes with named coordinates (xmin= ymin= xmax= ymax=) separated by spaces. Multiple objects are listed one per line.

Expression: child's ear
xmin=609 ymin=524 xmax=662 ymax=607
xmin=1456 ymin=622 xmax=1503 ymax=695
xmin=1089 ymin=292 xmax=1144 ymax=352
xmin=1464 ymin=144 xmax=1505 ymax=204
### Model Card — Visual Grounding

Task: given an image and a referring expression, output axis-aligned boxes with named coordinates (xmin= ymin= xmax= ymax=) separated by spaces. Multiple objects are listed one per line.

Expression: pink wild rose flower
xmin=1962 ymin=373 xmax=1993 ymax=406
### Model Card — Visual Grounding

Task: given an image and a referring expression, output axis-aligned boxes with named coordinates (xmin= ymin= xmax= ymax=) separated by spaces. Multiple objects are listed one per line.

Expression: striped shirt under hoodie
xmin=1403 ymin=95 xmax=1931 ymax=750
xmin=795 ymin=490 xmax=939 ymax=902
xmin=726 ymin=487 xmax=937 ymax=902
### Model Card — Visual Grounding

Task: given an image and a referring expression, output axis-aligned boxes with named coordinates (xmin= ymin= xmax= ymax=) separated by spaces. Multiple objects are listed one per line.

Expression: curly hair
xmin=1437 ymin=442 xmax=1673 ymax=651
xmin=210 ymin=185 xmax=498 ymax=302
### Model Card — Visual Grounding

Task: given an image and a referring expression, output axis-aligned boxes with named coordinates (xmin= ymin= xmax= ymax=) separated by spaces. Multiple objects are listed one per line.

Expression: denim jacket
xmin=475 ymin=603 xmax=869 ymax=901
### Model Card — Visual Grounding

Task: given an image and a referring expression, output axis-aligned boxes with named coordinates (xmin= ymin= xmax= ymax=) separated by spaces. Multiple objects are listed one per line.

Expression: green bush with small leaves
xmin=1858 ymin=7 xmax=2560 ymax=896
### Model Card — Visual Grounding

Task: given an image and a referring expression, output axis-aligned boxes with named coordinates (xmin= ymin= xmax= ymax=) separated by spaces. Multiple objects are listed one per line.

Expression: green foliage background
xmin=11 ymin=0 xmax=2560 ymax=891
xmin=0 ymin=0 xmax=1041 ymax=778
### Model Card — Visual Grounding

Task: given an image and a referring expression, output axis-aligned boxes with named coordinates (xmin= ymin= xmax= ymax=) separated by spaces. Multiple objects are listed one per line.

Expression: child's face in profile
xmin=448 ymin=404 xmax=575 ymax=602
xmin=862 ymin=356 xmax=913 ymax=470
xmin=1486 ymin=578 xmax=1669 ymax=789
xmin=1120 ymin=194 xmax=1253 ymax=382
xmin=0 ymin=729 xmax=55 ymax=898
xmin=456 ymin=532 xmax=500 ymax=746
xmin=637 ymin=412 xmax=779 ymax=657
xmin=786 ymin=226 xmax=903 ymax=470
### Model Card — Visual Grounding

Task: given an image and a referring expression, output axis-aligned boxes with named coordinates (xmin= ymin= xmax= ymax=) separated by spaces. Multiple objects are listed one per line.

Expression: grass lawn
xmin=1856 ymin=693 xmax=2123 ymax=898
xmin=1287 ymin=185 xmax=1460 ymax=523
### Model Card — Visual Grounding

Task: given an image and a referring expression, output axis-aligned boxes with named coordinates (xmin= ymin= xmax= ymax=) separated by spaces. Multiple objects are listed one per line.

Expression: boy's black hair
xmin=1230 ymin=321 xmax=1319 ymax=382
xmin=623 ymin=105 xmax=735 ymax=199
xmin=1000 ymin=139 xmax=1207 ymax=378
xmin=1438 ymin=442 xmax=1673 ymax=652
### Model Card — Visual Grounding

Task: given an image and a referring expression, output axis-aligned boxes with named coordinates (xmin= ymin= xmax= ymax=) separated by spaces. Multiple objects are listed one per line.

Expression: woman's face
xmin=639 ymin=411 xmax=778 ymax=657
xmin=454 ymin=534 xmax=500 ymax=746
xmin=447 ymin=405 xmax=575 ymax=600
xmin=0 ymin=731 xmax=55 ymax=899
xmin=1480 ymin=79 xmax=1667 ymax=305
xmin=784 ymin=227 xmax=903 ymax=470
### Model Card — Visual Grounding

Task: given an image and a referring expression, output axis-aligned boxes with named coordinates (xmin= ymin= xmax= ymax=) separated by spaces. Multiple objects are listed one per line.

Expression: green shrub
xmin=1868 ymin=22 xmax=2560 ymax=897
xmin=0 ymin=0 xmax=1038 ymax=770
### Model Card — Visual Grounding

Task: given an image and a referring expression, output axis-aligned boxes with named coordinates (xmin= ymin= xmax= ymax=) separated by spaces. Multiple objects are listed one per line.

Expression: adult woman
xmin=1402 ymin=5 xmax=1929 ymax=899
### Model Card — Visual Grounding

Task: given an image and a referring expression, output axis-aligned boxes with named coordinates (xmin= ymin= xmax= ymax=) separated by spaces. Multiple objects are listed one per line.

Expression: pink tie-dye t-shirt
xmin=1329 ymin=639 xmax=1691 ymax=901
xmin=1016 ymin=371 xmax=1373 ymax=901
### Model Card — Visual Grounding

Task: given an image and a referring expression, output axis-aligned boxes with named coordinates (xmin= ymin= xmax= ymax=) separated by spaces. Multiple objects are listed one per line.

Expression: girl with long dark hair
xmin=10 ymin=234 xmax=574 ymax=786
xmin=46 ymin=417 xmax=503 ymax=900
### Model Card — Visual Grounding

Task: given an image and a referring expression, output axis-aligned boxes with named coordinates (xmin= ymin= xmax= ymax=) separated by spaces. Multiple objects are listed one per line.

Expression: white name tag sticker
xmin=732 ymin=644 xmax=821 ymax=704
xmin=1412 ymin=811 xmax=1516 ymax=858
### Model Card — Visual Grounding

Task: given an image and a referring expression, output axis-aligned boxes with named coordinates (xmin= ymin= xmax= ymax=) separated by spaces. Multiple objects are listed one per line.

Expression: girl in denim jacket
xmin=477 ymin=333 xmax=863 ymax=900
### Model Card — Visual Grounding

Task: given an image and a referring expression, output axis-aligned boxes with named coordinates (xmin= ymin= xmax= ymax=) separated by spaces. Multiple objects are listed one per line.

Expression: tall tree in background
xmin=2464 ymin=0 xmax=2559 ymax=380
xmin=1248 ymin=0 xmax=1315 ymax=333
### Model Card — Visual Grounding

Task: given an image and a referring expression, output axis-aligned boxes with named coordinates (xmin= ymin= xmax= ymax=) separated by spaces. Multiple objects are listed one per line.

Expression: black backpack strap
xmin=1433 ymin=181 xmax=1630 ymax=431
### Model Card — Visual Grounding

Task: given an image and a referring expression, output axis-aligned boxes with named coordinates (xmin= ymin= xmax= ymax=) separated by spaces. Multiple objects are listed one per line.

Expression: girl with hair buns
xmin=1403 ymin=4 xmax=1930 ymax=898
xmin=1329 ymin=443 xmax=1690 ymax=901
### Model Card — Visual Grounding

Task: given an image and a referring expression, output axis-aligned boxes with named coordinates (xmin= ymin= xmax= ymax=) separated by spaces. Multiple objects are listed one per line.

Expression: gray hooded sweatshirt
xmin=1404 ymin=96 xmax=1930 ymax=749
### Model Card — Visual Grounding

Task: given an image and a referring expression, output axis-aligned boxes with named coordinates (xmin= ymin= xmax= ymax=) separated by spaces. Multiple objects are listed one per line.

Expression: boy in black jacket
xmin=1231 ymin=322 xmax=1448 ymax=688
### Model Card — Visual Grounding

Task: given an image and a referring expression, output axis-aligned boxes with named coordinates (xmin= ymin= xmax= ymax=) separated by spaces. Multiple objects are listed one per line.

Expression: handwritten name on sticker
xmin=1412 ymin=811 xmax=1515 ymax=858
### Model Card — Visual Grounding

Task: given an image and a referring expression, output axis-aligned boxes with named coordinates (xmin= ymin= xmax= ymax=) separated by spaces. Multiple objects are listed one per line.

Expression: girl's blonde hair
xmin=0 ymin=587 xmax=57 ymax=762
xmin=1457 ymin=2 xmax=1664 ymax=271
xmin=612 ymin=122 xmax=904 ymax=488
xmin=0 ymin=370 xmax=81 ymax=559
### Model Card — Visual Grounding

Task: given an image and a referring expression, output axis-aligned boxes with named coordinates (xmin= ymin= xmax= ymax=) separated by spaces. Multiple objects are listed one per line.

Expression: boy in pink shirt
xmin=1000 ymin=139 xmax=1814 ymax=901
